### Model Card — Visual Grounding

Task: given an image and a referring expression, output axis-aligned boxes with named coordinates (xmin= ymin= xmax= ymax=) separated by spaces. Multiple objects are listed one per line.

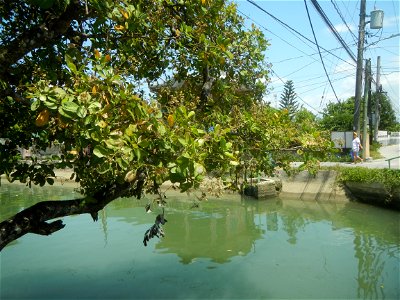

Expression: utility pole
xmin=362 ymin=59 xmax=371 ymax=160
xmin=354 ymin=2 xmax=383 ymax=134
xmin=354 ymin=0 xmax=366 ymax=134
xmin=374 ymin=56 xmax=381 ymax=142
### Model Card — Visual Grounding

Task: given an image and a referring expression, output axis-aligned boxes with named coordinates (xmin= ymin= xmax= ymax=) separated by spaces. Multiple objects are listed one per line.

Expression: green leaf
xmin=62 ymin=101 xmax=79 ymax=112
xmin=77 ymin=106 xmax=87 ymax=118
xmin=157 ymin=124 xmax=166 ymax=136
xmin=133 ymin=148 xmax=142 ymax=161
xmin=65 ymin=54 xmax=77 ymax=74
xmin=116 ymin=157 xmax=129 ymax=169
xmin=43 ymin=96 xmax=59 ymax=110
xmin=88 ymin=102 xmax=102 ymax=113
xmin=31 ymin=100 xmax=40 ymax=111
xmin=178 ymin=138 xmax=187 ymax=146
xmin=58 ymin=107 xmax=77 ymax=119
xmin=53 ymin=87 xmax=66 ymax=98
xmin=97 ymin=120 xmax=107 ymax=128
xmin=187 ymin=111 xmax=195 ymax=119
xmin=93 ymin=145 xmax=112 ymax=158
xmin=225 ymin=51 xmax=234 ymax=60
xmin=224 ymin=151 xmax=235 ymax=159
xmin=197 ymin=138 xmax=205 ymax=147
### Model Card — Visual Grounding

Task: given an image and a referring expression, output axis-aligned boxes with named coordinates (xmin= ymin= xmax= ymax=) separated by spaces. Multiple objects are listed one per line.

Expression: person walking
xmin=352 ymin=132 xmax=363 ymax=164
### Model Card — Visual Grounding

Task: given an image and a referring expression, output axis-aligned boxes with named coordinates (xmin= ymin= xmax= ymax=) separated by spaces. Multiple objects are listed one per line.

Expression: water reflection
xmin=0 ymin=182 xmax=81 ymax=221
xmin=1 ymin=183 xmax=399 ymax=299
xmin=155 ymin=199 xmax=264 ymax=264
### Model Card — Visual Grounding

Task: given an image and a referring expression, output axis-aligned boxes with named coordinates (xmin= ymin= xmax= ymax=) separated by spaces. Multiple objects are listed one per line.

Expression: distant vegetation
xmin=319 ymin=94 xmax=399 ymax=132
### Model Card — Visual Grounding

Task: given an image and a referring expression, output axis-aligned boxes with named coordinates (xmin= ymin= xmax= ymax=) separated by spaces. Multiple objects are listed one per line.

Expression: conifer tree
xmin=279 ymin=80 xmax=299 ymax=118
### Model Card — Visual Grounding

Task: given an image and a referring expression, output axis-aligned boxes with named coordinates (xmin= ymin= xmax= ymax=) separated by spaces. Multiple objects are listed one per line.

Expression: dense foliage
xmin=320 ymin=94 xmax=399 ymax=132
xmin=336 ymin=167 xmax=400 ymax=209
xmin=336 ymin=167 xmax=400 ymax=189
xmin=0 ymin=0 xmax=333 ymax=203
xmin=370 ymin=92 xmax=399 ymax=132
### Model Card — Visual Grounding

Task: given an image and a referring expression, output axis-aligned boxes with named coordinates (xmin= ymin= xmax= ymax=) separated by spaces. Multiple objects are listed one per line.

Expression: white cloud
xmin=382 ymin=16 xmax=400 ymax=30
xmin=334 ymin=23 xmax=356 ymax=33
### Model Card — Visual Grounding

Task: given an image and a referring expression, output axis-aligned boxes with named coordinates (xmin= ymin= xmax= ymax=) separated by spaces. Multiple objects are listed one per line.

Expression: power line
xmin=328 ymin=0 xmax=358 ymax=106
xmin=270 ymin=45 xmax=352 ymax=64
xmin=304 ymin=0 xmax=340 ymax=102
xmin=270 ymin=69 xmax=321 ymax=114
xmin=331 ymin=0 xmax=358 ymax=43
xmin=364 ymin=33 xmax=400 ymax=49
xmin=310 ymin=0 xmax=357 ymax=63
xmin=236 ymin=9 xmax=320 ymax=64
xmin=245 ymin=0 xmax=355 ymax=67
xmin=237 ymin=7 xmax=353 ymax=104
xmin=238 ymin=7 xmax=355 ymax=100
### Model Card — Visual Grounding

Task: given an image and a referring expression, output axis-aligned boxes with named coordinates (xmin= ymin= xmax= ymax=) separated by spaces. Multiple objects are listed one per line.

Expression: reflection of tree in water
xmin=353 ymin=231 xmax=399 ymax=299
xmin=0 ymin=184 xmax=80 ymax=221
xmin=155 ymin=204 xmax=263 ymax=264
xmin=280 ymin=208 xmax=308 ymax=245
xmin=100 ymin=208 xmax=108 ymax=247
xmin=266 ymin=211 xmax=278 ymax=232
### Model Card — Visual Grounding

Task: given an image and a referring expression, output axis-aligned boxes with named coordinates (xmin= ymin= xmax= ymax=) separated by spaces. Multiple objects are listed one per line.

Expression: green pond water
xmin=0 ymin=183 xmax=399 ymax=299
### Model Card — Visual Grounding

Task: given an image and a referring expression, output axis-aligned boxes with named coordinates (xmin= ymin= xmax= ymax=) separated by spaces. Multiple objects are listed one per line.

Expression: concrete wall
xmin=277 ymin=170 xmax=348 ymax=202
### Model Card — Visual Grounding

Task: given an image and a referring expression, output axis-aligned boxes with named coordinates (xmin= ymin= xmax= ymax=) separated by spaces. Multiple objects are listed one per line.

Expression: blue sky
xmin=235 ymin=0 xmax=399 ymax=117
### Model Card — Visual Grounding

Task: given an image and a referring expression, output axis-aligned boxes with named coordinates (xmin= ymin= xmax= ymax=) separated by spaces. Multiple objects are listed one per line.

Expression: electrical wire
xmin=392 ymin=0 xmax=400 ymax=31
xmin=245 ymin=0 xmax=355 ymax=67
xmin=331 ymin=0 xmax=358 ymax=43
xmin=238 ymin=7 xmax=350 ymax=107
xmin=269 ymin=69 xmax=321 ymax=114
xmin=236 ymin=9 xmax=321 ymax=65
xmin=310 ymin=0 xmax=357 ymax=63
xmin=240 ymin=0 xmax=398 ymax=112
xmin=328 ymin=0 xmax=358 ymax=107
xmin=304 ymin=0 xmax=340 ymax=102
xmin=364 ymin=33 xmax=400 ymax=49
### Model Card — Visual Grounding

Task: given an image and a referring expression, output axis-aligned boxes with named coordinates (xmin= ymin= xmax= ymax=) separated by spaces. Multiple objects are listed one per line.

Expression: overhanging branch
xmin=0 ymin=0 xmax=83 ymax=78
xmin=0 ymin=180 xmax=135 ymax=251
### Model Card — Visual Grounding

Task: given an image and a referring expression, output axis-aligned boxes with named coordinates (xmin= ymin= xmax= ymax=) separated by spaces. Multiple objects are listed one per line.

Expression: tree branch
xmin=0 ymin=0 xmax=83 ymax=78
xmin=0 ymin=181 xmax=135 ymax=251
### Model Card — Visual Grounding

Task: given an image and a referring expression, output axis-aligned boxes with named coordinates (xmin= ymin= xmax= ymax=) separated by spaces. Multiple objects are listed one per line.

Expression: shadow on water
xmin=0 ymin=183 xmax=399 ymax=299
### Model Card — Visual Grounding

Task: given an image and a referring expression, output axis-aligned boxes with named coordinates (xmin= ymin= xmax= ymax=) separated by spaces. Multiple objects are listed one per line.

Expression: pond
xmin=1 ymin=183 xmax=399 ymax=299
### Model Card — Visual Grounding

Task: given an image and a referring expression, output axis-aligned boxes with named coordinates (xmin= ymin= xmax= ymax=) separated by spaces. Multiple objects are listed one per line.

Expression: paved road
xmin=320 ymin=144 xmax=400 ymax=169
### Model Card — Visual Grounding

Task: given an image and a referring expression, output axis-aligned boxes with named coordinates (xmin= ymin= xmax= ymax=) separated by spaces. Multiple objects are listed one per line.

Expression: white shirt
xmin=352 ymin=137 xmax=361 ymax=152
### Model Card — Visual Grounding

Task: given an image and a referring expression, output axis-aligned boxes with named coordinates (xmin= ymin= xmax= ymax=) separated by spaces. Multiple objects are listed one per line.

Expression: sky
xmin=235 ymin=0 xmax=400 ymax=118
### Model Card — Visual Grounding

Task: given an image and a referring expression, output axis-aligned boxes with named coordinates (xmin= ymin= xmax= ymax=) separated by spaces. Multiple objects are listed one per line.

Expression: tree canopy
xmin=319 ymin=94 xmax=399 ymax=132
xmin=0 ymin=0 xmax=333 ymax=249
xmin=370 ymin=92 xmax=399 ymax=132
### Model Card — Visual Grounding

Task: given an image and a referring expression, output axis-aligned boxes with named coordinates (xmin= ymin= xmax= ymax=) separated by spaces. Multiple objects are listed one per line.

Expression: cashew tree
xmin=0 ymin=0 xmax=333 ymax=250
